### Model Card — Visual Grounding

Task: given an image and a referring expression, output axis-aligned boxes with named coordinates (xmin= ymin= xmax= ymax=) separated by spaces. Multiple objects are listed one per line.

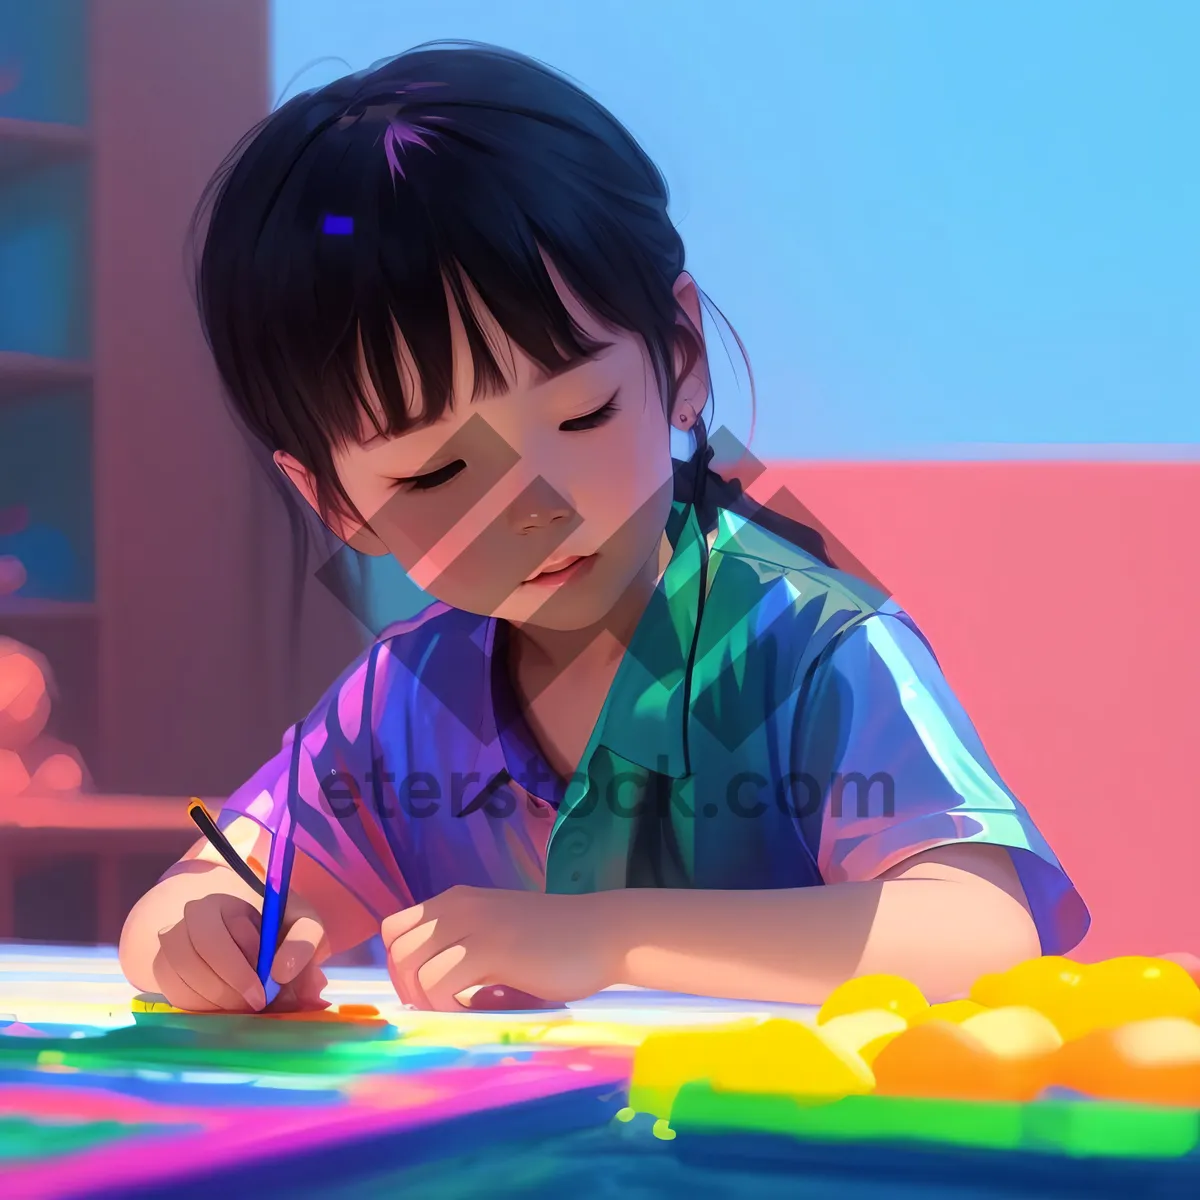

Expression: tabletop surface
xmin=0 ymin=940 xmax=819 ymax=1030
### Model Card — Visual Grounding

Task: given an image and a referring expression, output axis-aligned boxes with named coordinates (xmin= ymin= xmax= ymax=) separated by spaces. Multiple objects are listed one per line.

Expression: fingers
xmin=157 ymin=918 xmax=252 ymax=1011
xmin=151 ymin=943 xmax=223 ymax=1012
xmin=187 ymin=899 xmax=267 ymax=1010
xmin=270 ymin=965 xmax=331 ymax=1012
xmin=386 ymin=918 xmax=456 ymax=1009
xmin=270 ymin=916 xmax=329 ymax=987
xmin=227 ymin=911 xmax=263 ymax=966
xmin=381 ymin=902 xmax=427 ymax=945
xmin=418 ymin=943 xmax=490 ymax=1012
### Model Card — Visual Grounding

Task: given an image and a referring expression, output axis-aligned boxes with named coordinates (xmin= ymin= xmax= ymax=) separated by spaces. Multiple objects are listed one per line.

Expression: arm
xmin=118 ymin=815 xmax=378 ymax=995
xmin=607 ymin=609 xmax=1075 ymax=1006
xmin=607 ymin=842 xmax=1040 ymax=1005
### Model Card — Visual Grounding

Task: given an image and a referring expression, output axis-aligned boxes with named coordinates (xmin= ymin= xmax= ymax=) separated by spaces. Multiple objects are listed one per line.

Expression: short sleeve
xmin=216 ymin=638 xmax=414 ymax=920
xmin=791 ymin=610 xmax=1090 ymax=955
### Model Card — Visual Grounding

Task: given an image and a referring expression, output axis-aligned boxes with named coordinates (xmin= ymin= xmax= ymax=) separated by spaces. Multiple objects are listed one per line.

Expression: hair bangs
xmin=194 ymin=40 xmax=699 ymax=529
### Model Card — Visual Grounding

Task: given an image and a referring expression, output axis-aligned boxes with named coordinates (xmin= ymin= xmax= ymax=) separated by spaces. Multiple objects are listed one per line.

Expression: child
xmin=119 ymin=42 xmax=1088 ymax=1014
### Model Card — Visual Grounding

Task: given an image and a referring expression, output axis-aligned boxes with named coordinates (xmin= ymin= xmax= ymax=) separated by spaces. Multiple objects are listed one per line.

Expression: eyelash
xmin=395 ymin=461 xmax=465 ymax=493
xmin=394 ymin=395 xmax=619 ymax=492
xmin=560 ymin=393 xmax=620 ymax=432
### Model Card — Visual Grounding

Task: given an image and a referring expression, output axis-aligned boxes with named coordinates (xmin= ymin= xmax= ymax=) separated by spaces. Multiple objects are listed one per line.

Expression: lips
xmin=524 ymin=555 xmax=584 ymax=583
xmin=520 ymin=553 xmax=601 ymax=588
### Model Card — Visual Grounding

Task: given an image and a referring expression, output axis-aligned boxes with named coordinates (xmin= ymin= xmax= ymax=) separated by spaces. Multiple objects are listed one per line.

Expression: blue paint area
xmin=83 ymin=1084 xmax=629 ymax=1200
xmin=77 ymin=1111 xmax=1200 ymax=1199
xmin=0 ymin=1067 xmax=351 ymax=1108
xmin=675 ymin=1128 xmax=1200 ymax=1197
xmin=323 ymin=214 xmax=354 ymax=235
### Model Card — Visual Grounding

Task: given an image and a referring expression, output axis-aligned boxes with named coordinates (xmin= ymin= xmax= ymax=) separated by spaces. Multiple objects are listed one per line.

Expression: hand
xmin=381 ymin=886 xmax=623 ymax=1011
xmin=151 ymin=891 xmax=331 ymax=1013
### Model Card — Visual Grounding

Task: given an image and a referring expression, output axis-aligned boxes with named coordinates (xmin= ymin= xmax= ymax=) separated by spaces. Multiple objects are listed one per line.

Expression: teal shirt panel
xmin=544 ymin=498 xmax=1089 ymax=957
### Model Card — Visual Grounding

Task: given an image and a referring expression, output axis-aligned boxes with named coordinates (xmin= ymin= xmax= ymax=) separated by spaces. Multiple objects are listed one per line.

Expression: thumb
xmin=271 ymin=915 xmax=328 ymax=986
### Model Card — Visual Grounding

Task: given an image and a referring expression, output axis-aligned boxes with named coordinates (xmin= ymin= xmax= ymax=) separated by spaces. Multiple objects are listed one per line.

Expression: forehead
xmin=353 ymin=256 xmax=627 ymax=438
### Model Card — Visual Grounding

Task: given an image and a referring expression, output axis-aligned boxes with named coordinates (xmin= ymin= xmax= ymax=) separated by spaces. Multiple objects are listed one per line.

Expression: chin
xmin=497 ymin=564 xmax=640 ymax=633
xmin=500 ymin=594 xmax=618 ymax=633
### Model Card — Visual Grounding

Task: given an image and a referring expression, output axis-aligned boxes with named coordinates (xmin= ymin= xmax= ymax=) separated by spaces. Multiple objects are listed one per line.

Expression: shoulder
xmin=711 ymin=507 xmax=888 ymax=615
xmin=305 ymin=601 xmax=492 ymax=745
xmin=709 ymin=505 xmax=925 ymax=671
xmin=374 ymin=600 xmax=489 ymax=665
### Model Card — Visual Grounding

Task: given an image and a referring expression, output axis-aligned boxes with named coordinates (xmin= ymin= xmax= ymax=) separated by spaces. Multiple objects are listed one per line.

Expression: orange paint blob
xmin=1050 ymin=1017 xmax=1200 ymax=1106
xmin=871 ymin=1019 xmax=1057 ymax=1102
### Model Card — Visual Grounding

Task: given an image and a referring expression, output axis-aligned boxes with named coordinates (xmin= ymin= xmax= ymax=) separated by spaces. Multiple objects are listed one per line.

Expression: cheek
xmin=575 ymin=400 xmax=674 ymax=540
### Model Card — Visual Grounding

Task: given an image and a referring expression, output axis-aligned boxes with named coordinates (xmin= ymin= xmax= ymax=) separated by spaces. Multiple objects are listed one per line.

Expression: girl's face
xmin=280 ymin=268 xmax=706 ymax=633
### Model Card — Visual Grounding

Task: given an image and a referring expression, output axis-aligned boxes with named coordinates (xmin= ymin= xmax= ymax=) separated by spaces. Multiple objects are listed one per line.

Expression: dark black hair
xmin=190 ymin=40 xmax=833 ymax=644
xmin=192 ymin=40 xmax=704 ymax=522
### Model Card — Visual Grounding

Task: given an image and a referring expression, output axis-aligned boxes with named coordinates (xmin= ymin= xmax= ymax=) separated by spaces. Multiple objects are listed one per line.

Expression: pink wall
xmin=751 ymin=462 xmax=1200 ymax=962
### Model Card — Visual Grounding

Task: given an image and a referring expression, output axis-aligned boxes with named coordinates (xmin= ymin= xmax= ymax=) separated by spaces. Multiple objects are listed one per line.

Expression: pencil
xmin=255 ymin=721 xmax=304 ymax=1005
xmin=187 ymin=800 xmax=266 ymax=897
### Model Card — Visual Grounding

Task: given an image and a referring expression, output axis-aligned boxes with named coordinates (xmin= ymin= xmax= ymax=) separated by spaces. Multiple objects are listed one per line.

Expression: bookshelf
xmin=0 ymin=1 xmax=369 ymax=945
xmin=0 ymin=4 xmax=96 ymax=770
xmin=0 ymin=349 xmax=92 ymax=397
xmin=0 ymin=1 xmax=369 ymax=804
xmin=0 ymin=116 xmax=89 ymax=177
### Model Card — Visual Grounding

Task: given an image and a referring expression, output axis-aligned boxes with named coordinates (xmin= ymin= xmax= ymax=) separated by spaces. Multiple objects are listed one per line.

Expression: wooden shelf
xmin=0 ymin=117 xmax=89 ymax=180
xmin=0 ymin=351 xmax=92 ymax=400
xmin=0 ymin=792 xmax=222 ymax=833
xmin=0 ymin=598 xmax=97 ymax=620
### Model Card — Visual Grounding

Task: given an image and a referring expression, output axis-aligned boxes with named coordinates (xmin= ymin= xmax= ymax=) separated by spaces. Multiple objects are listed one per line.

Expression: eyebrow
xmin=357 ymin=342 xmax=616 ymax=447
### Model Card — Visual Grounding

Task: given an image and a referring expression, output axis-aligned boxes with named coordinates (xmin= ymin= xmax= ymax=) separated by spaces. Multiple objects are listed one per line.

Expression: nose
xmin=506 ymin=477 xmax=574 ymax=536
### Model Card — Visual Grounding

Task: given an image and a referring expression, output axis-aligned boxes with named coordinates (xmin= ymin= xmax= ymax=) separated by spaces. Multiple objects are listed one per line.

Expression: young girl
xmin=119 ymin=42 xmax=1088 ymax=1014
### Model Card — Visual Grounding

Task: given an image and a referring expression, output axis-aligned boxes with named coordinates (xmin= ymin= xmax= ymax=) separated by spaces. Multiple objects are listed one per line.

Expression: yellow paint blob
xmin=817 ymin=974 xmax=930 ymax=1025
xmin=913 ymin=1000 xmax=988 ymax=1024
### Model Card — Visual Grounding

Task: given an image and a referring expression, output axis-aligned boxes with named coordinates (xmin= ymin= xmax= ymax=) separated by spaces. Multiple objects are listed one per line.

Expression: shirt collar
xmin=585 ymin=496 xmax=706 ymax=779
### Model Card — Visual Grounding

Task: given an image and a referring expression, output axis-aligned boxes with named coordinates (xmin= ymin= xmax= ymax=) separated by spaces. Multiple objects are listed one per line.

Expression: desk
xmin=0 ymin=943 xmax=819 ymax=1197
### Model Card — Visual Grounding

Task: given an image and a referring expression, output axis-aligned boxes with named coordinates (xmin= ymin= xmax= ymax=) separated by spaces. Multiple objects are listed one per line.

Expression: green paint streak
xmin=670 ymin=1087 xmax=1200 ymax=1159
xmin=0 ymin=1117 xmax=198 ymax=1163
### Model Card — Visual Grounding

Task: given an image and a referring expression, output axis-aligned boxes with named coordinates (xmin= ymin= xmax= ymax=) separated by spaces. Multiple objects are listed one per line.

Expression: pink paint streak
xmin=0 ymin=1053 xmax=630 ymax=1197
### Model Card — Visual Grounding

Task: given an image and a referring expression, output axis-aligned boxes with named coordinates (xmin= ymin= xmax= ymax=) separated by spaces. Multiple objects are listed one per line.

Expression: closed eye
xmin=392 ymin=460 xmax=465 ymax=493
xmin=560 ymin=393 xmax=619 ymax=432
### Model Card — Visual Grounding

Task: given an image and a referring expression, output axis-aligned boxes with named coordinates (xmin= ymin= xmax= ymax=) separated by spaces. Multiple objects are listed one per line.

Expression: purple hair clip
xmin=335 ymin=87 xmax=443 ymax=179
xmin=382 ymin=119 xmax=436 ymax=180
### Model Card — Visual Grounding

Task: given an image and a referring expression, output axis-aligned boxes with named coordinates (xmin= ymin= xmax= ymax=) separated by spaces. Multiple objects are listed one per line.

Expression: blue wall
xmin=273 ymin=0 xmax=1199 ymax=459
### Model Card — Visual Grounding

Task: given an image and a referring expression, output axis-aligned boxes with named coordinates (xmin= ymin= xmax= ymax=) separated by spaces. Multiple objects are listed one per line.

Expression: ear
xmin=272 ymin=451 xmax=390 ymax=556
xmin=670 ymin=272 xmax=709 ymax=431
